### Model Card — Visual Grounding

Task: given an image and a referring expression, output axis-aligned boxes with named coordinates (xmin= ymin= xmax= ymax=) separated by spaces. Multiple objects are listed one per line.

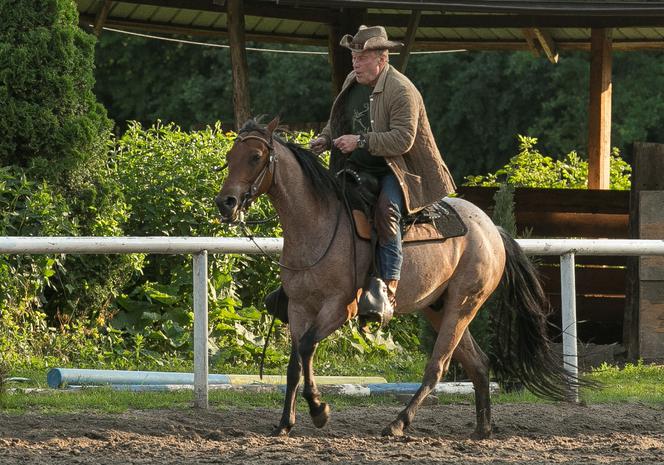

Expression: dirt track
xmin=0 ymin=402 xmax=662 ymax=464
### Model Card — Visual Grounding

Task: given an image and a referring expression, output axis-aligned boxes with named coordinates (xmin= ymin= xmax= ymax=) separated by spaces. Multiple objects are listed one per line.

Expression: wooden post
xmin=94 ymin=0 xmax=113 ymax=37
xmin=227 ymin=0 xmax=251 ymax=129
xmin=587 ymin=28 xmax=612 ymax=190
xmin=625 ymin=142 xmax=664 ymax=362
xmin=396 ymin=10 xmax=421 ymax=73
xmin=327 ymin=23 xmax=348 ymax=96
xmin=328 ymin=9 xmax=365 ymax=95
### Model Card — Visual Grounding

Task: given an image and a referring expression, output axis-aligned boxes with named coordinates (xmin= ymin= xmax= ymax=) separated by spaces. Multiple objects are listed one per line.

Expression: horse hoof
xmin=270 ymin=426 xmax=291 ymax=437
xmin=311 ymin=403 xmax=330 ymax=429
xmin=381 ymin=422 xmax=404 ymax=437
xmin=470 ymin=428 xmax=491 ymax=440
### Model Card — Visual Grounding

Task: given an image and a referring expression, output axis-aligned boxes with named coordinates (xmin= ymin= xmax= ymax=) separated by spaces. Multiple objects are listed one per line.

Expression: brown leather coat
xmin=321 ymin=64 xmax=456 ymax=214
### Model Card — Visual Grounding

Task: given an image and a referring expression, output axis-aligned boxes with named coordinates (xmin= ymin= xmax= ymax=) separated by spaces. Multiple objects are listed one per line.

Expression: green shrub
xmin=464 ymin=135 xmax=631 ymax=190
xmin=0 ymin=1 xmax=140 ymax=366
xmin=0 ymin=0 xmax=111 ymax=178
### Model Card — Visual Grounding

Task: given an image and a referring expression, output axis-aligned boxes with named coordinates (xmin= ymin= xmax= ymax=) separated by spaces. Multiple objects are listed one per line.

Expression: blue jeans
xmin=375 ymin=174 xmax=404 ymax=281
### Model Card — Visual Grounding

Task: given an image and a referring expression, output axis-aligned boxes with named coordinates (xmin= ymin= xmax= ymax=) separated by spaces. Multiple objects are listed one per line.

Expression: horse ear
xmin=266 ymin=116 xmax=280 ymax=134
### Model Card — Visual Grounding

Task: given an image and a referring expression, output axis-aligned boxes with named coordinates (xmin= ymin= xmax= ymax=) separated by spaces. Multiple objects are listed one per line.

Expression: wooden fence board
xmin=540 ymin=266 xmax=626 ymax=295
xmin=456 ymin=186 xmax=631 ymax=344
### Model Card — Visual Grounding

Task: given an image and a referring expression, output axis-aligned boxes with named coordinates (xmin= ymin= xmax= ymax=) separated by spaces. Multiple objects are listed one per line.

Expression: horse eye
xmin=250 ymin=153 xmax=261 ymax=165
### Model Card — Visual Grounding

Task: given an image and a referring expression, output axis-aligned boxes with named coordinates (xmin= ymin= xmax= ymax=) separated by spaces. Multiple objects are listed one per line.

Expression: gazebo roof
xmin=77 ymin=0 xmax=664 ymax=51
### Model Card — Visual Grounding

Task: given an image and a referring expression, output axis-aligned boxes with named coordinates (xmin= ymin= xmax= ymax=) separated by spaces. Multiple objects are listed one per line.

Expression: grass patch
xmin=582 ymin=361 xmax=664 ymax=403
xmin=0 ymin=388 xmax=405 ymax=415
xmin=2 ymin=362 xmax=661 ymax=415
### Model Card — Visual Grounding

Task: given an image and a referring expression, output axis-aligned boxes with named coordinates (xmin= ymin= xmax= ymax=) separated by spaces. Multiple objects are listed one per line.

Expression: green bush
xmin=464 ymin=135 xmax=631 ymax=190
xmin=108 ymin=122 xmax=286 ymax=368
xmin=0 ymin=0 xmax=139 ymax=366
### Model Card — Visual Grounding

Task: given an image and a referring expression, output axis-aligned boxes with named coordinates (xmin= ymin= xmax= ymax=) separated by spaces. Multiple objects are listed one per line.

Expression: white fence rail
xmin=2 ymin=236 xmax=664 ymax=405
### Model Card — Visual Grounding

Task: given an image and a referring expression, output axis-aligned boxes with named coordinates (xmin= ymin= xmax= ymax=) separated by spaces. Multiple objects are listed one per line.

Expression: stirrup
xmin=357 ymin=277 xmax=394 ymax=331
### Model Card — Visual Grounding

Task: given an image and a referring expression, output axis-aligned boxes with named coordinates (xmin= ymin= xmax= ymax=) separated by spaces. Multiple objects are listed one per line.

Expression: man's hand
xmin=333 ymin=134 xmax=359 ymax=154
xmin=310 ymin=136 xmax=330 ymax=154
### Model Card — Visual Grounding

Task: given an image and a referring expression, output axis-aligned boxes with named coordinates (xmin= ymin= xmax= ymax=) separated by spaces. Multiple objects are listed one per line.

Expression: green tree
xmin=93 ymin=34 xmax=332 ymax=130
xmin=0 ymin=0 xmax=139 ymax=339
xmin=0 ymin=0 xmax=112 ymax=179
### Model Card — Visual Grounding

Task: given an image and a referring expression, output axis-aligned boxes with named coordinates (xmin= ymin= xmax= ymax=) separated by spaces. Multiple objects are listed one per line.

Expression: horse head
xmin=215 ymin=116 xmax=280 ymax=222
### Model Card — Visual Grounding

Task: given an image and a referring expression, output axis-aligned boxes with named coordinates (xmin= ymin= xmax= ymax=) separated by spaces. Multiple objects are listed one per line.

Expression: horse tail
xmin=489 ymin=228 xmax=592 ymax=401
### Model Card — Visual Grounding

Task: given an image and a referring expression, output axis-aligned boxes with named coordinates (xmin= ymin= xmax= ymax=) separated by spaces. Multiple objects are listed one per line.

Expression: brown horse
xmin=215 ymin=117 xmax=583 ymax=439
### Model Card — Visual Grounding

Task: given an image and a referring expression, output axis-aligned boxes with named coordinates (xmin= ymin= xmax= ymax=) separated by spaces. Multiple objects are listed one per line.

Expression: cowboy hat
xmin=339 ymin=25 xmax=403 ymax=52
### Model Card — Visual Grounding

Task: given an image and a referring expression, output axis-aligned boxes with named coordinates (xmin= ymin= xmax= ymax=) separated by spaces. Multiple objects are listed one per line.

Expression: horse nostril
xmin=215 ymin=194 xmax=238 ymax=217
xmin=224 ymin=196 xmax=237 ymax=209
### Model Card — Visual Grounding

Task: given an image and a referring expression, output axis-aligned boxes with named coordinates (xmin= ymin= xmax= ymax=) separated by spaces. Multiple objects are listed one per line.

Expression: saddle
xmin=337 ymin=168 xmax=468 ymax=243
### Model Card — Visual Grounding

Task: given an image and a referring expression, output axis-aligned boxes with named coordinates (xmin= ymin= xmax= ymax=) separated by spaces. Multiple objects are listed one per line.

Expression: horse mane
xmin=238 ymin=119 xmax=341 ymax=202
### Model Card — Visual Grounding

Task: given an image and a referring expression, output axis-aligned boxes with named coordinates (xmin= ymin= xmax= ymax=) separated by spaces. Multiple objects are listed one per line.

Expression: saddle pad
xmin=352 ymin=199 xmax=468 ymax=243
xmin=403 ymin=199 xmax=468 ymax=243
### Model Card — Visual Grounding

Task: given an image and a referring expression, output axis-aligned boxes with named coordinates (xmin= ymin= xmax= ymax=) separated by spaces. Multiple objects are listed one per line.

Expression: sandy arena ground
xmin=0 ymin=402 xmax=662 ymax=464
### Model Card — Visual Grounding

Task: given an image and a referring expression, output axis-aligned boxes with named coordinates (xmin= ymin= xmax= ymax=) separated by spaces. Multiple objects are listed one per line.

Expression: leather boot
xmin=358 ymin=277 xmax=396 ymax=330
xmin=264 ymin=286 xmax=289 ymax=323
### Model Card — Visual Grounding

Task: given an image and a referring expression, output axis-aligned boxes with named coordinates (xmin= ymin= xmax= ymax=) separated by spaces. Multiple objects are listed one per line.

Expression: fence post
xmin=193 ymin=250 xmax=209 ymax=409
xmin=560 ymin=252 xmax=579 ymax=402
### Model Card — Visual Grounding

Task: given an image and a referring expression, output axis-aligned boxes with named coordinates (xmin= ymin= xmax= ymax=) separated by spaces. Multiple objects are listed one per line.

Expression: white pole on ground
xmin=193 ymin=250 xmax=209 ymax=409
xmin=560 ymin=252 xmax=579 ymax=403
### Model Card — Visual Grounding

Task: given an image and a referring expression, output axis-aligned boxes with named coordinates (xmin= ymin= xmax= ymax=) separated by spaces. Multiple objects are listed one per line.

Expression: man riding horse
xmin=217 ymin=26 xmax=586 ymax=437
xmin=309 ymin=25 xmax=456 ymax=324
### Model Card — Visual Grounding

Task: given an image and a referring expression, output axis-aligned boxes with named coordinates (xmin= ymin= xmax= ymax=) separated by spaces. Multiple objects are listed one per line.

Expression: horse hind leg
xmin=453 ymin=328 xmax=492 ymax=439
xmin=382 ymin=293 xmax=489 ymax=437
xmin=422 ymin=308 xmax=492 ymax=439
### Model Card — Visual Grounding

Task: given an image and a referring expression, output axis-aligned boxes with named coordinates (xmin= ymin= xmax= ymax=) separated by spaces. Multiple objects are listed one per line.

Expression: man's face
xmin=352 ymin=50 xmax=384 ymax=85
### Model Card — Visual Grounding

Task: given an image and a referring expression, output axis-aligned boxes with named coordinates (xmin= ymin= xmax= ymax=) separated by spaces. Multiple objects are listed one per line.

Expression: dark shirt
xmin=344 ymin=83 xmax=391 ymax=177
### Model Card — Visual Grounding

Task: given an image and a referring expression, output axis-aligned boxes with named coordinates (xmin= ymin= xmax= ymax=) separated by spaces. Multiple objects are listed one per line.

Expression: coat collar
xmin=371 ymin=63 xmax=390 ymax=94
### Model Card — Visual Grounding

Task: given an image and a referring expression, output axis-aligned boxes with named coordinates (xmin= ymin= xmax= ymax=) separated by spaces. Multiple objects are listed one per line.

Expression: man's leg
xmin=375 ymin=173 xmax=404 ymax=296
xmin=358 ymin=173 xmax=403 ymax=326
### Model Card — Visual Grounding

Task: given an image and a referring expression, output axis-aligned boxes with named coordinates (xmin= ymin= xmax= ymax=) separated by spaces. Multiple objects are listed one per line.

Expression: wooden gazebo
xmin=77 ymin=0 xmax=664 ymax=189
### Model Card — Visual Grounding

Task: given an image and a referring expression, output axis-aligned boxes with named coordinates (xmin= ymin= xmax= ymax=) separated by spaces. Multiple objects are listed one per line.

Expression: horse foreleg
xmin=453 ymin=329 xmax=492 ymax=439
xmin=272 ymin=343 xmax=302 ymax=437
xmin=300 ymin=300 xmax=352 ymax=429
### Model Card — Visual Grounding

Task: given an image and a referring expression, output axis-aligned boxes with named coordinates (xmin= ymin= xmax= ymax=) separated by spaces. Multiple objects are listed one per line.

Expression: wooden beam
xmin=521 ymin=28 xmax=540 ymax=57
xmin=328 ymin=23 xmax=346 ymax=96
xmin=227 ymin=0 xmax=251 ymax=129
xmin=533 ymin=27 xmax=559 ymax=63
xmin=587 ymin=28 xmax=613 ymax=190
xmin=396 ymin=10 xmax=421 ymax=73
xmin=77 ymin=15 xmax=664 ymax=51
xmin=367 ymin=13 xmax=664 ymax=29
xmin=79 ymin=14 xmax=327 ymax=45
xmin=626 ymin=143 xmax=664 ymax=360
xmin=106 ymin=0 xmax=332 ymax=23
xmin=94 ymin=0 xmax=114 ymax=37
xmin=268 ymin=0 xmax=664 ymax=16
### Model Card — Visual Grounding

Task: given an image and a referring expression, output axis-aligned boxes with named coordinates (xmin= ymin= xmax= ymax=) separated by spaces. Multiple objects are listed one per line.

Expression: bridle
xmin=225 ymin=130 xmax=344 ymax=273
xmin=234 ymin=131 xmax=277 ymax=216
